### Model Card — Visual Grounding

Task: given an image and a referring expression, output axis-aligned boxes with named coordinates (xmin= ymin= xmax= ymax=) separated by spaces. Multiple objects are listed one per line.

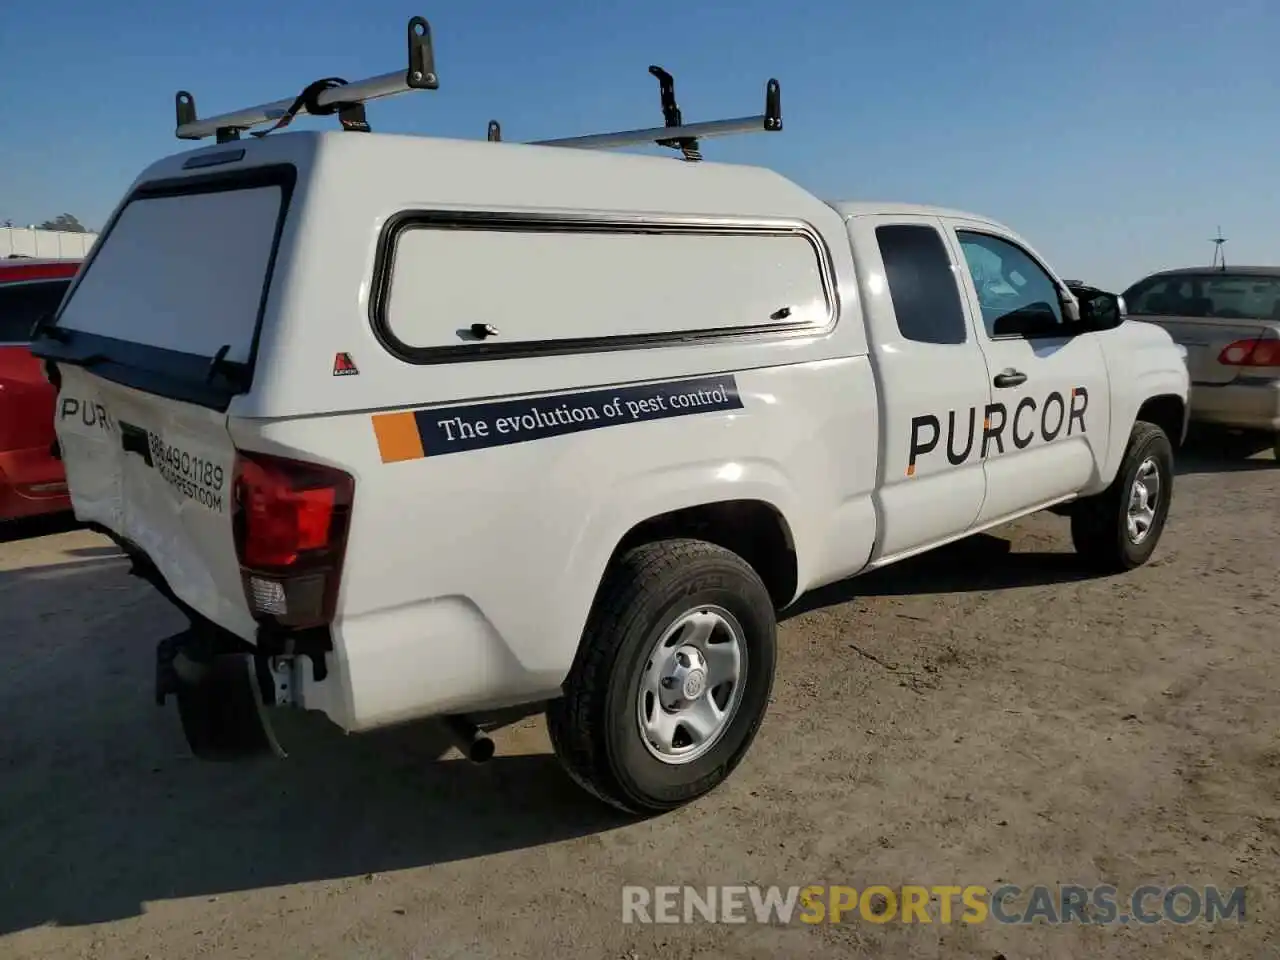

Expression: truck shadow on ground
xmin=785 ymin=532 xmax=1096 ymax=618
xmin=0 ymin=511 xmax=82 ymax=544
xmin=0 ymin=558 xmax=631 ymax=934
xmin=1174 ymin=431 xmax=1276 ymax=476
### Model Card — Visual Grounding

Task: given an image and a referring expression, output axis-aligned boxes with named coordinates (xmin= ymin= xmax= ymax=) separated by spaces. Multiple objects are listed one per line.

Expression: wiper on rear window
xmin=29 ymin=312 xmax=71 ymax=344
xmin=206 ymin=343 xmax=249 ymax=387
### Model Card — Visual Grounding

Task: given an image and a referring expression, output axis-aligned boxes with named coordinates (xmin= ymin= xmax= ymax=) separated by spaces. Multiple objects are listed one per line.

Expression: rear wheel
xmin=1070 ymin=420 xmax=1174 ymax=572
xmin=547 ymin=538 xmax=777 ymax=815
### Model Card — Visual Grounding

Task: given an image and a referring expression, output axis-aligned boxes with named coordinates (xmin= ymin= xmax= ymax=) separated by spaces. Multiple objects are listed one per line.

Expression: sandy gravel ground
xmin=1 ymin=435 xmax=1277 ymax=960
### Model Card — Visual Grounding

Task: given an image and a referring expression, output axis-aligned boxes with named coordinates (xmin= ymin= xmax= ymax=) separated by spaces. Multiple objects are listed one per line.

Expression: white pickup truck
xmin=32 ymin=20 xmax=1189 ymax=814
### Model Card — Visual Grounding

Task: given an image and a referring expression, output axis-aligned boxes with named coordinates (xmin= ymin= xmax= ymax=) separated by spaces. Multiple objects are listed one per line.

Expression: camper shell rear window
xmin=31 ymin=164 xmax=296 ymax=411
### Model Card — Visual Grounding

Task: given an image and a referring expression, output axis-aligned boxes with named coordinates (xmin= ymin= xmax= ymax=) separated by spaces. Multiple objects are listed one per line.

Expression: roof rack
xmin=174 ymin=15 xmax=439 ymax=143
xmin=170 ymin=14 xmax=782 ymax=162
xmin=490 ymin=66 xmax=782 ymax=162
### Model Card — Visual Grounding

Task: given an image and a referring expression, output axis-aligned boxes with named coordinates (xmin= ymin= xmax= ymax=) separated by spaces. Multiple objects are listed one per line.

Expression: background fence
xmin=1 ymin=227 xmax=98 ymax=260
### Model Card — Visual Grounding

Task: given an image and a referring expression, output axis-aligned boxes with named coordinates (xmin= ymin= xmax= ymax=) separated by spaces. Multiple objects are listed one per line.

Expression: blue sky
xmin=2 ymin=0 xmax=1275 ymax=290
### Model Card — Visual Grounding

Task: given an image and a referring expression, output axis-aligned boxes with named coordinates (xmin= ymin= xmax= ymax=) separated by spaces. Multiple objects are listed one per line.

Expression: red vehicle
xmin=0 ymin=257 xmax=80 ymax=521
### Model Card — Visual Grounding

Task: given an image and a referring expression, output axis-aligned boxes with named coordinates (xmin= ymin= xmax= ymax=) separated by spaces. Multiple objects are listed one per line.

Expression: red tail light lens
xmin=1218 ymin=338 xmax=1280 ymax=367
xmin=232 ymin=450 xmax=354 ymax=627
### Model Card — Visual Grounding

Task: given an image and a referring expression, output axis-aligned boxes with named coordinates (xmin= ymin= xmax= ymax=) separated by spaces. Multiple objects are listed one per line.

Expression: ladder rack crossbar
xmin=176 ymin=70 xmax=422 ymax=141
xmin=531 ymin=115 xmax=773 ymax=151
xmin=174 ymin=14 xmax=437 ymax=141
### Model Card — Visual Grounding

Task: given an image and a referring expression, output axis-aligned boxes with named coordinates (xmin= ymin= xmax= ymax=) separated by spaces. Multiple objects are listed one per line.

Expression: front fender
xmin=1094 ymin=325 xmax=1189 ymax=489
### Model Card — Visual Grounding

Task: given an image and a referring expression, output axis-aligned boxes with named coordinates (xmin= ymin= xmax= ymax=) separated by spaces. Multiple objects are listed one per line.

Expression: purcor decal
xmin=906 ymin=386 xmax=1089 ymax=476
xmin=58 ymin=397 xmax=113 ymax=433
xmin=371 ymin=374 xmax=744 ymax=464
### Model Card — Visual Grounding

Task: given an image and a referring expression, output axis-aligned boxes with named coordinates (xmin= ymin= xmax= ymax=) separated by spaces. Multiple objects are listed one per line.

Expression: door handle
xmin=993 ymin=369 xmax=1027 ymax=388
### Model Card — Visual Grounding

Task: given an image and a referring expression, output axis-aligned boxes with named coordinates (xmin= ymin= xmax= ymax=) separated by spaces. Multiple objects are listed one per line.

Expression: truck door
xmin=848 ymin=214 xmax=992 ymax=563
xmin=942 ymin=220 xmax=1112 ymax=524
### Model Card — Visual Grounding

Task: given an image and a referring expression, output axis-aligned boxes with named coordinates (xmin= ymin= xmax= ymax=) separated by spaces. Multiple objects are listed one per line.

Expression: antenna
xmin=1210 ymin=225 xmax=1227 ymax=270
xmin=173 ymin=16 xmax=439 ymax=142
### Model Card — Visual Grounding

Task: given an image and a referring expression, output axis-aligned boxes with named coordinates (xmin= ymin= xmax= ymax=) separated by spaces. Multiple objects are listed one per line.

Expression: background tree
xmin=37 ymin=213 xmax=87 ymax=233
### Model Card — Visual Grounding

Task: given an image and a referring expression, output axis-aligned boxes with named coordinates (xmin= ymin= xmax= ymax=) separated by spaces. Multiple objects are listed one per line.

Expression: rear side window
xmin=875 ymin=225 xmax=968 ymax=345
xmin=0 ymin=280 xmax=70 ymax=343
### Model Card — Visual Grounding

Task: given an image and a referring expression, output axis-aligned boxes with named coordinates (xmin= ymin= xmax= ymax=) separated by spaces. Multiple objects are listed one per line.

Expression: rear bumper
xmin=295 ymin=601 xmax=561 ymax=733
xmin=109 ymin=517 xmax=556 ymax=734
xmin=0 ymin=447 xmax=70 ymax=521
xmin=1189 ymin=379 xmax=1280 ymax=433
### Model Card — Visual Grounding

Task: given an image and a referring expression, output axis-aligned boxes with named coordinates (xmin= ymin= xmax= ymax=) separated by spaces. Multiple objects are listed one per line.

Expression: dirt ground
xmin=1 ymin=435 xmax=1277 ymax=960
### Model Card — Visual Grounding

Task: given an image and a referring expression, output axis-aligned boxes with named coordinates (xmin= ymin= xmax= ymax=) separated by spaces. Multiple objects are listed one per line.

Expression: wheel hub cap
xmin=1126 ymin=456 xmax=1161 ymax=545
xmin=637 ymin=607 xmax=747 ymax=765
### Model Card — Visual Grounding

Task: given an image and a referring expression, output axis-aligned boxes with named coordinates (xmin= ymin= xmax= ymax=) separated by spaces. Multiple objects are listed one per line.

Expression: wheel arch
xmin=607 ymin=498 xmax=799 ymax=611
xmin=1136 ymin=393 xmax=1187 ymax=451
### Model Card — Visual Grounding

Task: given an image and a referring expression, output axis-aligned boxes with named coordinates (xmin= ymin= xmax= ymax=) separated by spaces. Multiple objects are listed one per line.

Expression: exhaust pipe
xmin=442 ymin=714 xmax=495 ymax=763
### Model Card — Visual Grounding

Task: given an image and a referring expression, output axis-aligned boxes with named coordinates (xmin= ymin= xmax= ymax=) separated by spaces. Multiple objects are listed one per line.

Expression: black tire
xmin=174 ymin=652 xmax=285 ymax=761
xmin=546 ymin=538 xmax=777 ymax=815
xmin=1070 ymin=420 xmax=1174 ymax=573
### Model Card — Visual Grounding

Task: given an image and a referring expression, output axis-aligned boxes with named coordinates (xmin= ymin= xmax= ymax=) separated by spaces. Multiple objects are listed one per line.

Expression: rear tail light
xmin=231 ymin=450 xmax=354 ymax=629
xmin=1217 ymin=338 xmax=1280 ymax=367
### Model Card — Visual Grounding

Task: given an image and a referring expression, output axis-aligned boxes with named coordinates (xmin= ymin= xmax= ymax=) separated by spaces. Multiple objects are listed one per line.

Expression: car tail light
xmin=231 ymin=450 xmax=354 ymax=628
xmin=1217 ymin=338 xmax=1280 ymax=367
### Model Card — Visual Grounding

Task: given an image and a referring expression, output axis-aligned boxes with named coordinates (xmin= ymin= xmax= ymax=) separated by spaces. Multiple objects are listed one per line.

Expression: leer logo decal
xmin=333 ymin=352 xmax=359 ymax=376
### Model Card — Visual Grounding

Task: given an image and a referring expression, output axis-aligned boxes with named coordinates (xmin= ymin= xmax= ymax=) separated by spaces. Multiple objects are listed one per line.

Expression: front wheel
xmin=547 ymin=538 xmax=777 ymax=815
xmin=1070 ymin=420 xmax=1174 ymax=573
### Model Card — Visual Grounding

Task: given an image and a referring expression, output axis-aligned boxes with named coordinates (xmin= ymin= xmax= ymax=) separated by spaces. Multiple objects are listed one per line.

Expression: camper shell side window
xmin=369 ymin=212 xmax=838 ymax=365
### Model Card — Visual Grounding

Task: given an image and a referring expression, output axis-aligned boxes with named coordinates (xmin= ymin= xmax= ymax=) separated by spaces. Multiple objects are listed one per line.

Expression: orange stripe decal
xmin=372 ymin=411 xmax=425 ymax=463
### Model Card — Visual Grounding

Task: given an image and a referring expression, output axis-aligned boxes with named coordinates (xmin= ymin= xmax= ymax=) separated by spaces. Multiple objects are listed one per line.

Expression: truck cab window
xmin=956 ymin=231 xmax=1063 ymax=338
xmin=874 ymin=224 xmax=968 ymax=345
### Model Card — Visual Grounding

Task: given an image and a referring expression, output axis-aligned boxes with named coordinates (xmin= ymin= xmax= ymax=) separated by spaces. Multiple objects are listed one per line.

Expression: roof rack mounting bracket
xmin=173 ymin=14 xmax=439 ymax=141
xmin=175 ymin=91 xmax=197 ymax=129
xmin=648 ymin=65 xmax=701 ymax=161
xmin=406 ymin=16 xmax=438 ymax=90
xmin=764 ymin=78 xmax=782 ymax=131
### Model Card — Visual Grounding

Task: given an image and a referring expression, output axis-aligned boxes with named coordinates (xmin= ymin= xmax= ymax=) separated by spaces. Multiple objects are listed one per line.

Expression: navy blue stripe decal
xmin=409 ymin=373 xmax=744 ymax=458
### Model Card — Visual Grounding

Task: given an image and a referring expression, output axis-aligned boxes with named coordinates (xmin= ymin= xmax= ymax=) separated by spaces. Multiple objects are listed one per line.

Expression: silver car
xmin=1122 ymin=266 xmax=1280 ymax=461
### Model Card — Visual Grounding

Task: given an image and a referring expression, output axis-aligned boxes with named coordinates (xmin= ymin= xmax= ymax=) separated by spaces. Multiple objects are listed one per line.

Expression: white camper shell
xmin=35 ymin=17 xmax=1190 ymax=814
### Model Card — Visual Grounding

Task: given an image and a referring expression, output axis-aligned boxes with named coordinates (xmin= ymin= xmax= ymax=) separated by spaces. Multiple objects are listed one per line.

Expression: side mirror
xmin=1066 ymin=283 xmax=1125 ymax=331
xmin=1082 ymin=291 xmax=1124 ymax=330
